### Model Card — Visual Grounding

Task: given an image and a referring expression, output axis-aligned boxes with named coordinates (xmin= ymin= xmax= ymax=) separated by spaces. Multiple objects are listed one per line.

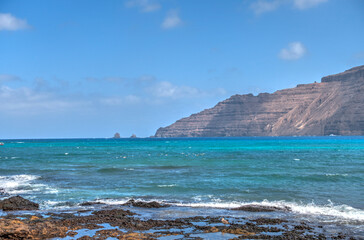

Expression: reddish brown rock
xmin=155 ymin=65 xmax=364 ymax=137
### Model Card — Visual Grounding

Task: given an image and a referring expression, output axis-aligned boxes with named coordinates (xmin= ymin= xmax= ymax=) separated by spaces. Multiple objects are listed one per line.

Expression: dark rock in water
xmin=253 ymin=218 xmax=288 ymax=225
xmin=122 ymin=199 xmax=168 ymax=208
xmin=92 ymin=208 xmax=136 ymax=217
xmin=79 ymin=201 xmax=104 ymax=206
xmin=0 ymin=188 xmax=9 ymax=196
xmin=112 ymin=132 xmax=120 ymax=139
xmin=155 ymin=65 xmax=364 ymax=137
xmin=0 ymin=196 xmax=39 ymax=211
xmin=130 ymin=134 xmax=137 ymax=138
xmin=232 ymin=204 xmax=291 ymax=212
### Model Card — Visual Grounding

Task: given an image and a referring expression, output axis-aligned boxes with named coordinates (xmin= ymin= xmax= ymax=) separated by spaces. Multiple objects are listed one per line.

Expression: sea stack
xmin=155 ymin=65 xmax=364 ymax=137
xmin=113 ymin=133 xmax=121 ymax=139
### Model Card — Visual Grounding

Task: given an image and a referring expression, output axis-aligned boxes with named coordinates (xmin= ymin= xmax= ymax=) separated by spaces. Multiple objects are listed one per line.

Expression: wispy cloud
xmin=0 ymin=13 xmax=30 ymax=31
xmin=279 ymin=42 xmax=307 ymax=60
xmin=250 ymin=0 xmax=328 ymax=14
xmin=86 ymin=76 xmax=126 ymax=83
xmin=125 ymin=0 xmax=161 ymax=13
xmin=293 ymin=0 xmax=328 ymax=9
xmin=0 ymin=74 xmax=226 ymax=115
xmin=146 ymin=81 xmax=199 ymax=98
xmin=99 ymin=95 xmax=142 ymax=106
xmin=0 ymin=74 xmax=21 ymax=83
xmin=251 ymin=0 xmax=284 ymax=15
xmin=161 ymin=10 xmax=182 ymax=29
xmin=145 ymin=80 xmax=226 ymax=100
xmin=0 ymin=85 xmax=88 ymax=115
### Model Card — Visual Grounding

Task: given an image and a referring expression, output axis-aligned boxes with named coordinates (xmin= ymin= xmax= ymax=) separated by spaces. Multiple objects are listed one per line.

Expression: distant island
xmin=155 ymin=65 xmax=364 ymax=137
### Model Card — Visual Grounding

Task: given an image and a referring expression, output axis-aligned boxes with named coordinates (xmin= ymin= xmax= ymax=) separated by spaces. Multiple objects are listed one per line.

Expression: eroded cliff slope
xmin=155 ymin=65 xmax=364 ymax=137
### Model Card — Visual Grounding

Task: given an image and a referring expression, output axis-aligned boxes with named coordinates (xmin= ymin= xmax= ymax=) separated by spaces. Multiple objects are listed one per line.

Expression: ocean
xmin=0 ymin=137 xmax=363 ymax=236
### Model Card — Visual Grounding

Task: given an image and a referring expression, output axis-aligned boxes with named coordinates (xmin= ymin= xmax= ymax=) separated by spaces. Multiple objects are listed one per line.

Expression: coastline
xmin=1 ymin=137 xmax=363 ymax=239
xmin=0 ymin=197 xmax=362 ymax=239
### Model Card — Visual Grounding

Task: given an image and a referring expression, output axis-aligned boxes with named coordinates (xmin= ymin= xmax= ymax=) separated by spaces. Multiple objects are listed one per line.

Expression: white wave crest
xmin=325 ymin=173 xmax=348 ymax=177
xmin=95 ymin=198 xmax=130 ymax=205
xmin=176 ymin=199 xmax=364 ymax=222
xmin=0 ymin=174 xmax=58 ymax=195
xmin=81 ymin=197 xmax=364 ymax=223
xmin=158 ymin=184 xmax=177 ymax=188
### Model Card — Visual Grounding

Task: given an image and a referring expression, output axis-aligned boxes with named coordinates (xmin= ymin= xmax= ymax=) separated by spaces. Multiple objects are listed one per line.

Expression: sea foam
xmin=0 ymin=174 xmax=58 ymax=195
xmin=176 ymin=199 xmax=364 ymax=222
xmin=94 ymin=197 xmax=364 ymax=222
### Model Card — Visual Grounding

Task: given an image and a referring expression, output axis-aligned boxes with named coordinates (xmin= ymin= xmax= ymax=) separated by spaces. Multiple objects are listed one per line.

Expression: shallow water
xmin=0 ymin=137 xmax=363 ymax=233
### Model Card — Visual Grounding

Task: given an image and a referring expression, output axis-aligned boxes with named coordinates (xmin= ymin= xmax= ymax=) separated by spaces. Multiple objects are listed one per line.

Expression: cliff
xmin=155 ymin=65 xmax=364 ymax=137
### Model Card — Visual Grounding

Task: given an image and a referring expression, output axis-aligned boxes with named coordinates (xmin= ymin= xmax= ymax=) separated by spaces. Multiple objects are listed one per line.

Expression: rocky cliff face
xmin=155 ymin=65 xmax=364 ymax=137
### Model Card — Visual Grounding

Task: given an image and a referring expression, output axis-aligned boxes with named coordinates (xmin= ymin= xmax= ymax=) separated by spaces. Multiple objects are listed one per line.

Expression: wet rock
xmin=79 ymin=201 xmax=104 ymax=206
xmin=0 ymin=188 xmax=9 ymax=196
xmin=0 ymin=205 xmax=357 ymax=239
xmin=253 ymin=218 xmax=288 ymax=225
xmin=222 ymin=228 xmax=255 ymax=236
xmin=122 ymin=199 xmax=168 ymax=208
xmin=231 ymin=204 xmax=291 ymax=212
xmin=92 ymin=208 xmax=136 ymax=217
xmin=294 ymin=224 xmax=312 ymax=231
xmin=0 ymin=219 xmax=69 ymax=239
xmin=0 ymin=196 xmax=39 ymax=211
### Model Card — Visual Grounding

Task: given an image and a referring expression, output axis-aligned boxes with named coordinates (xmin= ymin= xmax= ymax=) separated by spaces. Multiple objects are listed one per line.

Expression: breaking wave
xmin=175 ymin=199 xmax=364 ymax=222
xmin=0 ymin=174 xmax=58 ymax=195
xmin=94 ymin=197 xmax=364 ymax=222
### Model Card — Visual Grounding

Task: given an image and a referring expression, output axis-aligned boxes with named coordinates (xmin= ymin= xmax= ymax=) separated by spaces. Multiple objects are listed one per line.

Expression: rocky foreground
xmin=0 ymin=196 xmax=358 ymax=239
xmin=155 ymin=65 xmax=364 ymax=137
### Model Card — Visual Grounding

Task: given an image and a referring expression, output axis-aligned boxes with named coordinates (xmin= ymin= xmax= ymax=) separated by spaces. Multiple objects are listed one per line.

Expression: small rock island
xmin=112 ymin=133 xmax=120 ymax=139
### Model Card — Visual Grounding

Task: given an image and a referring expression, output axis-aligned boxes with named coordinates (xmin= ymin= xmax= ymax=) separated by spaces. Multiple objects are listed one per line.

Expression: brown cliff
xmin=155 ymin=65 xmax=364 ymax=137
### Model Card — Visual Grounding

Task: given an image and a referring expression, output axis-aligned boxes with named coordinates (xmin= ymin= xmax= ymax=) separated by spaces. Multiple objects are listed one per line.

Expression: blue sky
xmin=0 ymin=0 xmax=363 ymax=138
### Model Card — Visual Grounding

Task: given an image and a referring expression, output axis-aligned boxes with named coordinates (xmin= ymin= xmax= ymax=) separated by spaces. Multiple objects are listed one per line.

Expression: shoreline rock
xmin=121 ymin=199 xmax=168 ymax=208
xmin=0 ymin=196 xmax=39 ymax=211
xmin=0 ymin=207 xmax=354 ymax=239
xmin=231 ymin=204 xmax=291 ymax=212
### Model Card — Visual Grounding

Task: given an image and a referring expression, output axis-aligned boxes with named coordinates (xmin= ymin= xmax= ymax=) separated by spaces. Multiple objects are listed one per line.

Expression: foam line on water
xmin=175 ymin=200 xmax=364 ymax=222
xmin=0 ymin=174 xmax=58 ymax=195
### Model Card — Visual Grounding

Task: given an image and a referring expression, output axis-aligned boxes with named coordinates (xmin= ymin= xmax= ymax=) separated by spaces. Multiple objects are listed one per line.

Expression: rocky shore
xmin=0 ymin=196 xmax=359 ymax=239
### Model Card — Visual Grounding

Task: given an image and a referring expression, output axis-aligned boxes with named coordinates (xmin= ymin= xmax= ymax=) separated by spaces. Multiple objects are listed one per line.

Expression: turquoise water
xmin=0 ymin=137 xmax=364 ymax=224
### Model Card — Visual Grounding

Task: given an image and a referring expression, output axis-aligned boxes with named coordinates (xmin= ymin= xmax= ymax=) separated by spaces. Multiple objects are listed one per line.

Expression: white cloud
xmin=0 ymin=85 xmax=88 ymax=115
xmin=0 ymin=13 xmax=30 ymax=31
xmin=86 ymin=76 xmax=126 ymax=83
xmin=251 ymin=0 xmax=284 ymax=15
xmin=125 ymin=0 xmax=161 ymax=12
xmin=0 ymin=75 xmax=226 ymax=117
xmin=161 ymin=10 xmax=182 ymax=29
xmin=145 ymin=81 xmax=226 ymax=100
xmin=293 ymin=0 xmax=328 ymax=9
xmin=99 ymin=95 xmax=141 ymax=106
xmin=146 ymin=81 xmax=198 ymax=98
xmin=279 ymin=42 xmax=307 ymax=60
xmin=250 ymin=0 xmax=328 ymax=14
